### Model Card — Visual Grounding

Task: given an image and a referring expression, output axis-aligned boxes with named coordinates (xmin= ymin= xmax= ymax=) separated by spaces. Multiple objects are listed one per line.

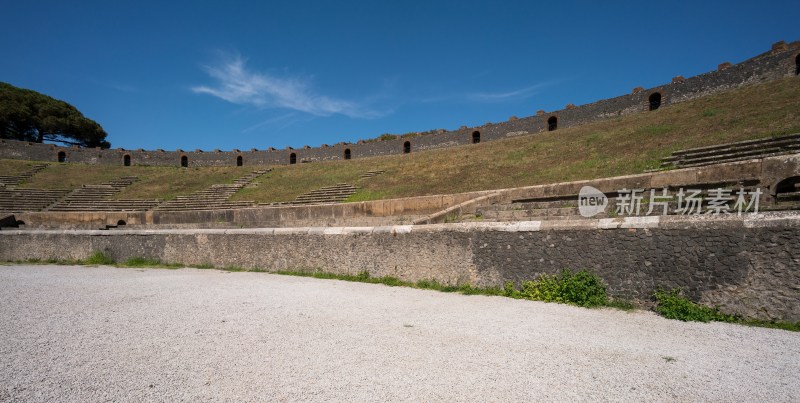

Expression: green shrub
xmin=85 ymin=251 xmax=115 ymax=265
xmin=653 ymin=289 xmax=736 ymax=322
xmin=518 ymin=269 xmax=608 ymax=307
xmin=503 ymin=281 xmax=519 ymax=298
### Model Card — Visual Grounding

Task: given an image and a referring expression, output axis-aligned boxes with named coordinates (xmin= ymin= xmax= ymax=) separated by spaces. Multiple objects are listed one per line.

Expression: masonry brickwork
xmin=1 ymin=213 xmax=798 ymax=321
xmin=2 ymin=41 xmax=799 ymax=167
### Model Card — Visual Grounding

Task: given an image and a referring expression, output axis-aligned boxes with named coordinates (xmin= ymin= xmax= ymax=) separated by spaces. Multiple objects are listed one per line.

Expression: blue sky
xmin=1 ymin=1 xmax=797 ymax=151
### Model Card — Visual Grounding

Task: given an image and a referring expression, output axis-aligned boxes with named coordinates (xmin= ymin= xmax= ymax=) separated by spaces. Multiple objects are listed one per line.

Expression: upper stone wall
xmin=2 ymin=41 xmax=799 ymax=167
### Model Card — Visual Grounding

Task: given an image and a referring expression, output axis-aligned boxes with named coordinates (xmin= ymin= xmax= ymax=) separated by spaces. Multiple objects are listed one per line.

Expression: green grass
xmin=85 ymin=251 xmax=116 ymax=265
xmin=4 ymin=76 xmax=798 ymax=204
xmin=230 ymin=76 xmax=800 ymax=203
xmin=278 ymin=268 xmax=617 ymax=308
xmin=18 ymin=164 xmax=255 ymax=201
xmin=739 ymin=320 xmax=800 ymax=332
xmin=652 ymin=288 xmax=800 ymax=331
xmin=0 ymin=159 xmax=43 ymax=176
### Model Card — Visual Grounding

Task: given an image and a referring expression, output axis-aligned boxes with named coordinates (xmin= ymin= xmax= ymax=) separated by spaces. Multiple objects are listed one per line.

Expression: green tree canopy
xmin=0 ymin=82 xmax=110 ymax=148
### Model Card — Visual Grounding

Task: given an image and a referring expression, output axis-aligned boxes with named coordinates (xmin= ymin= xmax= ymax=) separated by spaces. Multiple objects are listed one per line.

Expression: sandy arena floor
xmin=1 ymin=265 xmax=798 ymax=401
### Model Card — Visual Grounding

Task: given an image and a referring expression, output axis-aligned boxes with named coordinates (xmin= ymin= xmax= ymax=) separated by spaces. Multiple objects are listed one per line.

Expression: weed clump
xmin=124 ymin=257 xmax=162 ymax=267
xmin=85 ymin=251 xmax=115 ymax=265
xmin=514 ymin=269 xmax=609 ymax=307
xmin=653 ymin=289 xmax=736 ymax=323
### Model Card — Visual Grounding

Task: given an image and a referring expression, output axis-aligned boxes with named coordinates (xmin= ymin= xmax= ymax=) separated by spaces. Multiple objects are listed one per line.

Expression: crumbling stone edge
xmin=2 ymin=212 xmax=799 ymax=236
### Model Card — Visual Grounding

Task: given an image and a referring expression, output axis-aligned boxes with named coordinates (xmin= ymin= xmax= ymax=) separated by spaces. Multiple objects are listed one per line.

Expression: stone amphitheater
xmin=1 ymin=41 xmax=799 ymax=323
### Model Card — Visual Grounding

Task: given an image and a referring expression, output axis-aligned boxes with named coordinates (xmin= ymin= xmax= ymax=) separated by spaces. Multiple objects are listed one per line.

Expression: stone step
xmin=0 ymin=191 xmax=68 ymax=196
xmin=0 ymin=187 xmax=70 ymax=212
xmin=486 ymin=199 xmax=579 ymax=210
xmin=157 ymin=201 xmax=254 ymax=206
xmin=359 ymin=170 xmax=386 ymax=179
xmin=156 ymin=205 xmax=254 ymax=212
xmin=671 ymin=133 xmax=800 ymax=157
xmin=143 ymin=170 xmax=266 ymax=211
xmin=301 ymin=188 xmax=358 ymax=194
xmin=462 ymin=214 xmax=586 ymax=222
xmin=291 ymin=183 xmax=358 ymax=204
xmin=47 ymin=207 xmax=153 ymax=212
xmin=294 ymin=192 xmax=355 ymax=198
xmin=653 ymin=134 xmax=800 ymax=171
xmin=661 ymin=146 xmax=800 ymax=167
xmin=291 ymin=198 xmax=351 ymax=204
xmin=480 ymin=207 xmax=585 ymax=220
xmin=0 ymin=164 xmax=50 ymax=186
xmin=294 ymin=194 xmax=355 ymax=201
xmin=47 ymin=203 xmax=152 ymax=208
xmin=776 ymin=191 xmax=800 ymax=202
xmin=48 ymin=175 xmax=146 ymax=211
xmin=666 ymin=151 xmax=800 ymax=169
xmin=297 ymin=190 xmax=355 ymax=199
xmin=665 ymin=137 xmax=800 ymax=162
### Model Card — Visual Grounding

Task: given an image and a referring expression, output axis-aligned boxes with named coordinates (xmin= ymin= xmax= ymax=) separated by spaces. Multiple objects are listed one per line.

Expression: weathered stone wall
xmin=2 ymin=213 xmax=798 ymax=321
xmin=1 ymin=42 xmax=798 ymax=167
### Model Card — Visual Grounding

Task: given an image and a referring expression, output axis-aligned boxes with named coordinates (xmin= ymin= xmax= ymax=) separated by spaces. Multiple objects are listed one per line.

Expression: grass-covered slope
xmin=233 ymin=76 xmax=800 ymax=203
xmin=3 ymin=76 xmax=799 ymax=203
xmin=11 ymin=163 xmax=254 ymax=201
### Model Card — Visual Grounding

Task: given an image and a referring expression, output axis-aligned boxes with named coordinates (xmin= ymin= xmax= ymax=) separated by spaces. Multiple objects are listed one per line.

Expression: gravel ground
xmin=1 ymin=265 xmax=799 ymax=402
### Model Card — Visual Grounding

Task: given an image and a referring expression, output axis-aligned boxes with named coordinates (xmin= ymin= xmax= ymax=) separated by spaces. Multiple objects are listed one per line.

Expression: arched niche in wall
xmin=289 ymin=153 xmax=297 ymax=164
xmin=57 ymin=151 xmax=67 ymax=163
xmin=774 ymin=176 xmax=800 ymax=198
xmin=180 ymin=155 xmax=188 ymax=167
xmin=472 ymin=131 xmax=481 ymax=144
xmin=547 ymin=116 xmax=558 ymax=131
xmin=344 ymin=148 xmax=351 ymax=160
xmin=403 ymin=141 xmax=411 ymax=154
xmin=123 ymin=154 xmax=131 ymax=166
xmin=236 ymin=155 xmax=243 ymax=166
xmin=795 ymin=54 xmax=800 ymax=75
xmin=648 ymin=92 xmax=662 ymax=111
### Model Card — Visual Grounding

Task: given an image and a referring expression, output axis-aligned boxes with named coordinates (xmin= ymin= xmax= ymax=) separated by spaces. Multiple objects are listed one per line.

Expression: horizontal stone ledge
xmin=1 ymin=212 xmax=798 ymax=236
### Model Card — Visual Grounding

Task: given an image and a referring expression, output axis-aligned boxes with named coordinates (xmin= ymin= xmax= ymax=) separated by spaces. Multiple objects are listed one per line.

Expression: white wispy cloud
xmin=192 ymin=55 xmax=384 ymax=119
xmin=241 ymin=113 xmax=300 ymax=133
xmin=466 ymin=82 xmax=554 ymax=102
xmin=416 ymin=80 xmax=559 ymax=105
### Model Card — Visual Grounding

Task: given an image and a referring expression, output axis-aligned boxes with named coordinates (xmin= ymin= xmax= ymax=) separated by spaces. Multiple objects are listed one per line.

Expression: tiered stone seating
xmin=359 ymin=170 xmax=385 ymax=180
xmin=657 ymin=133 xmax=800 ymax=170
xmin=47 ymin=176 xmax=160 ymax=212
xmin=154 ymin=170 xmax=268 ymax=211
xmin=288 ymin=183 xmax=358 ymax=205
xmin=467 ymin=184 xmax=780 ymax=222
xmin=0 ymin=164 xmax=48 ymax=186
xmin=0 ymin=187 xmax=70 ymax=212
